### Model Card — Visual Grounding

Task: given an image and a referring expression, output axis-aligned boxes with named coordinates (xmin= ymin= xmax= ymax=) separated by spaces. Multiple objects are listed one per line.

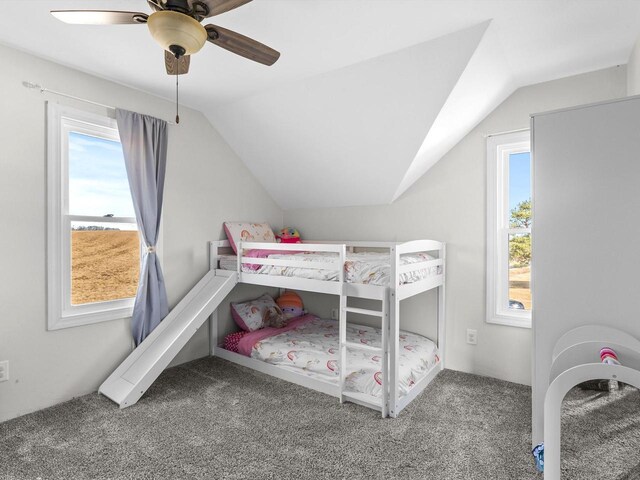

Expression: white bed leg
xmin=389 ymin=246 xmax=400 ymax=417
xmin=209 ymin=309 xmax=218 ymax=357
xmin=339 ymin=290 xmax=347 ymax=403
xmin=544 ymin=385 xmax=562 ymax=480
xmin=338 ymin=245 xmax=347 ymax=404
xmin=208 ymin=241 xmax=219 ymax=357
xmin=381 ymin=294 xmax=389 ymax=418
xmin=437 ymin=244 xmax=446 ymax=369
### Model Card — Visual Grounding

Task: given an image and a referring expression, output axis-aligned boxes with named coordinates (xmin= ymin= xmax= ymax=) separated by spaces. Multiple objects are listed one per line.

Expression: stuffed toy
xmin=262 ymin=305 xmax=288 ymax=328
xmin=276 ymin=227 xmax=301 ymax=244
xmin=276 ymin=291 xmax=304 ymax=319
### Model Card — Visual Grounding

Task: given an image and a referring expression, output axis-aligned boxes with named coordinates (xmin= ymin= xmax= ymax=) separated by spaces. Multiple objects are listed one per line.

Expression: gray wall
xmin=0 ymin=44 xmax=282 ymax=422
xmin=627 ymin=34 xmax=640 ymax=95
xmin=531 ymin=96 xmax=640 ymax=445
xmin=284 ymin=66 xmax=627 ymax=386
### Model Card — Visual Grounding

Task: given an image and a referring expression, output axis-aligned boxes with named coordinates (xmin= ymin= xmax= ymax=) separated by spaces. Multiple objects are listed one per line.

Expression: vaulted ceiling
xmin=1 ymin=1 xmax=640 ymax=208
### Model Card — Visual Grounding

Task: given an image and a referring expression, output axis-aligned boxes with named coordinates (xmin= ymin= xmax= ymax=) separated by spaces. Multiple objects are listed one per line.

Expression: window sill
xmin=487 ymin=314 xmax=531 ymax=329
xmin=48 ymin=305 xmax=133 ymax=331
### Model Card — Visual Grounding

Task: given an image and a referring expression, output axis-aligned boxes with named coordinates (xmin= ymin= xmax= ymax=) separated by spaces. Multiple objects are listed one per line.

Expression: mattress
xmin=236 ymin=315 xmax=440 ymax=399
xmin=218 ymin=251 xmax=440 ymax=286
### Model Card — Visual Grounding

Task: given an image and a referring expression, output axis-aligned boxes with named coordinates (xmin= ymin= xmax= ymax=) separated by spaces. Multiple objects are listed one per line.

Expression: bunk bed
xmin=208 ymin=239 xmax=446 ymax=418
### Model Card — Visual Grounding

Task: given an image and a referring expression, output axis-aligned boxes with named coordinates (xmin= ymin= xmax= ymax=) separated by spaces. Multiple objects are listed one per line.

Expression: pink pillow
xmin=223 ymin=222 xmax=276 ymax=254
xmin=231 ymin=294 xmax=279 ymax=332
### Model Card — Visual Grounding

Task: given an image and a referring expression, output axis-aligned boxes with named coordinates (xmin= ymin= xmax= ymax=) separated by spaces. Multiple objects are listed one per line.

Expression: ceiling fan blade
xmin=205 ymin=25 xmax=280 ymax=66
xmin=195 ymin=0 xmax=252 ymax=17
xmin=147 ymin=1 xmax=164 ymax=12
xmin=50 ymin=10 xmax=148 ymax=25
xmin=165 ymin=51 xmax=190 ymax=75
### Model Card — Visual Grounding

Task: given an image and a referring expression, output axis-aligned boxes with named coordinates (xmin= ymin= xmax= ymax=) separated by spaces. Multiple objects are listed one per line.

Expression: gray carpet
xmin=1 ymin=357 xmax=639 ymax=480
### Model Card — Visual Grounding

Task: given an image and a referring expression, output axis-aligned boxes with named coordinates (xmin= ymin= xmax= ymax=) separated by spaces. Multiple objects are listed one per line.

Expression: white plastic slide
xmin=99 ymin=270 xmax=237 ymax=408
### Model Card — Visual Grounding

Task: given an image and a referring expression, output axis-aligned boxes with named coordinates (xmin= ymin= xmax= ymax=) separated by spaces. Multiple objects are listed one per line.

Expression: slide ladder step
xmin=343 ymin=307 xmax=383 ymax=317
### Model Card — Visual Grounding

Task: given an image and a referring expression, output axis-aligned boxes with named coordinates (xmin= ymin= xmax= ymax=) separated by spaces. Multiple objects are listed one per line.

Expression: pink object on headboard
xmin=223 ymin=222 xmax=276 ymax=254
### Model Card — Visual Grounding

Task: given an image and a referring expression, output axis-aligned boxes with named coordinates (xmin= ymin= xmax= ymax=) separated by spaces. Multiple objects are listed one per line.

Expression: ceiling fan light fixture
xmin=147 ymin=10 xmax=207 ymax=56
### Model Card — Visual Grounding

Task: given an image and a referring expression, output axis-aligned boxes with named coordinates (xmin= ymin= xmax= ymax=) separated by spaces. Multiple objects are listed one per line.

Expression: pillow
xmin=224 ymin=222 xmax=276 ymax=254
xmin=231 ymin=294 xmax=279 ymax=332
xmin=276 ymin=291 xmax=304 ymax=319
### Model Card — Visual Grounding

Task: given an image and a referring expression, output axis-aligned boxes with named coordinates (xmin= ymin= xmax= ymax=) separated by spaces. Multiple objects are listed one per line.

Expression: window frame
xmin=486 ymin=130 xmax=532 ymax=328
xmin=47 ymin=103 xmax=139 ymax=330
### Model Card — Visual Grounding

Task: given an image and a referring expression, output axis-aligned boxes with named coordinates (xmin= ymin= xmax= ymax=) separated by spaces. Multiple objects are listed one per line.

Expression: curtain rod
xmin=484 ymin=127 xmax=529 ymax=138
xmin=21 ymin=81 xmax=177 ymax=126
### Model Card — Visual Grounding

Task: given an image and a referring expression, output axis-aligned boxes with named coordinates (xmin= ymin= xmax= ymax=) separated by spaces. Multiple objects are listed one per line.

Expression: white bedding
xmin=249 ymin=317 xmax=439 ymax=399
xmin=219 ymin=251 xmax=440 ymax=286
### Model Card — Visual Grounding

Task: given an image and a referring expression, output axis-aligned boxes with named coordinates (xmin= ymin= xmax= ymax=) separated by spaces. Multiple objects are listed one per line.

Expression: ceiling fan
xmin=51 ymin=0 xmax=280 ymax=122
xmin=51 ymin=0 xmax=280 ymax=72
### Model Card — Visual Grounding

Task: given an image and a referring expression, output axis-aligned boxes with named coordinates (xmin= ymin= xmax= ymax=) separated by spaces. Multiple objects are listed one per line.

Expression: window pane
xmin=71 ymin=221 xmax=139 ymax=305
xmin=509 ymin=152 xmax=531 ymax=228
xmin=68 ymin=132 xmax=135 ymax=218
xmin=508 ymin=233 xmax=531 ymax=311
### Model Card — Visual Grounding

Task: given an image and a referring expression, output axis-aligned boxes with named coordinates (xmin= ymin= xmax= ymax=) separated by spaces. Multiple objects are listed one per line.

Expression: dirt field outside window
xmin=71 ymin=230 xmax=140 ymax=305
xmin=509 ymin=265 xmax=531 ymax=310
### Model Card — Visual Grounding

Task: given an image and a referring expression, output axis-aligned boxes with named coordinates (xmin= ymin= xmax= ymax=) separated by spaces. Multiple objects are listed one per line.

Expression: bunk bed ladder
xmin=339 ymin=292 xmax=390 ymax=417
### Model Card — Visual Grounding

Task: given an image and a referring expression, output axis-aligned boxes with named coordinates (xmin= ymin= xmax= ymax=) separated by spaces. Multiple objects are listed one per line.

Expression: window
xmin=486 ymin=130 xmax=532 ymax=328
xmin=47 ymin=104 xmax=140 ymax=330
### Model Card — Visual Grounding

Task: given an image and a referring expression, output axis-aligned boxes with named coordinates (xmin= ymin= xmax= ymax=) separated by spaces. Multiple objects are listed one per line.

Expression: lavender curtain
xmin=116 ymin=109 xmax=168 ymax=346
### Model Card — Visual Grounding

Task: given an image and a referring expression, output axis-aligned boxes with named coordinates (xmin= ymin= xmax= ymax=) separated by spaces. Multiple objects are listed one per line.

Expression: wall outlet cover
xmin=466 ymin=329 xmax=478 ymax=345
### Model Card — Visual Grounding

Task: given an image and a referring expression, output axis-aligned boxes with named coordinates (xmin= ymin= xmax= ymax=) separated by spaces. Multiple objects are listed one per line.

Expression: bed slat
xmin=344 ymin=306 xmax=384 ymax=317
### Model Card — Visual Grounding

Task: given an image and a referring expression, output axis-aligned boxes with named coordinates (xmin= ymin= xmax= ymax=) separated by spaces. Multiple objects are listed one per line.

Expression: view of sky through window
xmin=68 ymin=131 xmax=135 ymax=218
xmin=507 ymin=151 xmax=531 ymax=311
xmin=509 ymin=152 xmax=531 ymax=211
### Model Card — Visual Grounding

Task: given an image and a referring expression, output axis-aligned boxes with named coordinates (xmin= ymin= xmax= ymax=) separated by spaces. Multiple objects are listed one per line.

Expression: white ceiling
xmin=1 ymin=0 xmax=640 ymax=207
xmin=210 ymin=22 xmax=489 ymax=208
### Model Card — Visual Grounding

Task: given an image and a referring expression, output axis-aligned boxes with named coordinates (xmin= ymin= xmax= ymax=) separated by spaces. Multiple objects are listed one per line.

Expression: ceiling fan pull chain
xmin=175 ymin=57 xmax=180 ymax=124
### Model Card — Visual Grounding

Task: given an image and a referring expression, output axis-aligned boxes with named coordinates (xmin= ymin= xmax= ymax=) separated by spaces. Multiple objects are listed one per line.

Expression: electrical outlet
xmin=331 ymin=308 xmax=339 ymax=320
xmin=0 ymin=361 xmax=8 ymax=382
xmin=466 ymin=329 xmax=478 ymax=345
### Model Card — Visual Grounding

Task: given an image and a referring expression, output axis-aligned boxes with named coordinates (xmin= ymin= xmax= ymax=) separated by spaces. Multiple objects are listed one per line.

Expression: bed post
xmin=389 ymin=245 xmax=400 ymax=417
xmin=338 ymin=244 xmax=347 ymax=404
xmin=236 ymin=241 xmax=242 ymax=277
xmin=438 ymin=243 xmax=446 ymax=369
xmin=209 ymin=241 xmax=218 ymax=357
xmin=381 ymin=291 xmax=389 ymax=418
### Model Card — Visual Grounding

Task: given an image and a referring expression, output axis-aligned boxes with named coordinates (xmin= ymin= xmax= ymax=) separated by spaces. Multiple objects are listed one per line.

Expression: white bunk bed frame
xmin=208 ymin=239 xmax=446 ymax=418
